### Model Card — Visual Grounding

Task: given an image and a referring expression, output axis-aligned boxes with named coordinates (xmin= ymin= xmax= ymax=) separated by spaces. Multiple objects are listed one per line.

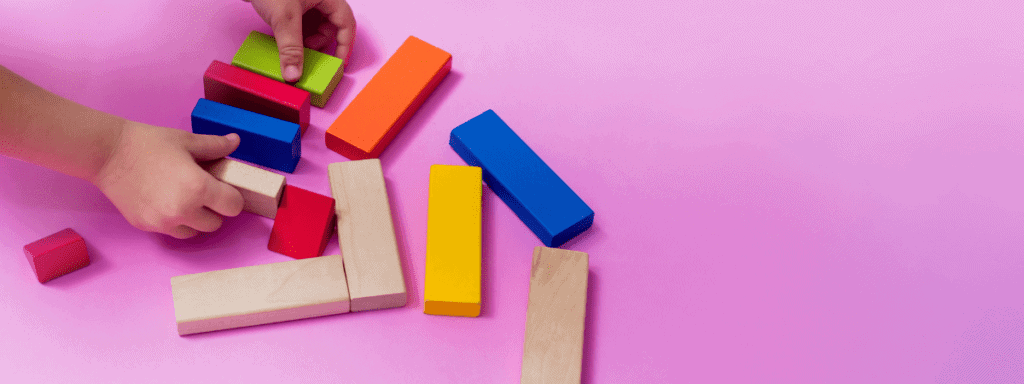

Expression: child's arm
xmin=245 ymin=0 xmax=356 ymax=82
xmin=0 ymin=66 xmax=244 ymax=239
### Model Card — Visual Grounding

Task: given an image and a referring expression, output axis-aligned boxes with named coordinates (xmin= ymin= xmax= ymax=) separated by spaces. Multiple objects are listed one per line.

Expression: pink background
xmin=1 ymin=0 xmax=1023 ymax=382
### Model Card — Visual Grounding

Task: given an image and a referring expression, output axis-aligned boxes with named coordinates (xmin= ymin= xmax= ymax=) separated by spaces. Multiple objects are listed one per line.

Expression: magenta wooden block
xmin=23 ymin=228 xmax=90 ymax=283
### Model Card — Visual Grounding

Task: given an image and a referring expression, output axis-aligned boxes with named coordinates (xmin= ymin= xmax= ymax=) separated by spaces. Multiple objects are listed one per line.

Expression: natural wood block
xmin=325 ymin=36 xmax=451 ymax=160
xmin=232 ymin=31 xmax=344 ymax=108
xmin=424 ymin=165 xmax=482 ymax=317
xmin=171 ymin=255 xmax=350 ymax=336
xmin=327 ymin=159 xmax=406 ymax=311
xmin=23 ymin=228 xmax=90 ymax=283
xmin=203 ymin=60 xmax=311 ymax=134
xmin=267 ymin=185 xmax=337 ymax=259
xmin=521 ymin=247 xmax=589 ymax=384
xmin=203 ymin=158 xmax=286 ymax=219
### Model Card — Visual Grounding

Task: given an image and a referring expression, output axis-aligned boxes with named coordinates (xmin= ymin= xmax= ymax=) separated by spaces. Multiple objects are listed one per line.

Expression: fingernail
xmin=284 ymin=65 xmax=301 ymax=82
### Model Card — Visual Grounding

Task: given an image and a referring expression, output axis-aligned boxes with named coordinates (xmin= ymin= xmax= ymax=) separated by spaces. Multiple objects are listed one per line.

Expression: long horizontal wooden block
xmin=203 ymin=60 xmax=311 ymax=135
xmin=521 ymin=247 xmax=589 ymax=384
xmin=325 ymin=36 xmax=452 ymax=160
xmin=424 ymin=165 xmax=482 ymax=317
xmin=450 ymin=110 xmax=594 ymax=247
xmin=232 ymin=31 xmax=344 ymax=108
xmin=203 ymin=158 xmax=286 ymax=219
xmin=191 ymin=98 xmax=301 ymax=173
xmin=23 ymin=228 xmax=90 ymax=283
xmin=268 ymin=185 xmax=336 ymax=259
xmin=328 ymin=159 xmax=406 ymax=311
xmin=171 ymin=255 xmax=350 ymax=336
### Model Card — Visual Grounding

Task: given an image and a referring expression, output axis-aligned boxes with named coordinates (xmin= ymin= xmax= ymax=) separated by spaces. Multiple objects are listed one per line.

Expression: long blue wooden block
xmin=191 ymin=98 xmax=301 ymax=173
xmin=450 ymin=110 xmax=594 ymax=247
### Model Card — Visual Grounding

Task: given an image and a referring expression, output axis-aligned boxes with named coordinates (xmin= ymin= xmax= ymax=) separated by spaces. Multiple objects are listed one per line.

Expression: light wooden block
xmin=171 ymin=255 xmax=350 ymax=336
xmin=521 ymin=247 xmax=589 ymax=384
xmin=203 ymin=158 xmax=286 ymax=219
xmin=424 ymin=165 xmax=482 ymax=317
xmin=327 ymin=159 xmax=407 ymax=311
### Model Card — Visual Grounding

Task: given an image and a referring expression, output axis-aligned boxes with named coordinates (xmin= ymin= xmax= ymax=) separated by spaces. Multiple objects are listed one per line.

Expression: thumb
xmin=186 ymin=133 xmax=240 ymax=161
xmin=268 ymin=3 xmax=306 ymax=82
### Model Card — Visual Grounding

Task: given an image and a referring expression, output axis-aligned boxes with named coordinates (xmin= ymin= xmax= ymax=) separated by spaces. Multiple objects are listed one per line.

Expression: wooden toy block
xmin=268 ymin=185 xmax=336 ymax=259
xmin=424 ymin=165 xmax=482 ymax=317
xmin=23 ymin=228 xmax=90 ymax=283
xmin=450 ymin=110 xmax=594 ymax=247
xmin=327 ymin=159 xmax=406 ymax=311
xmin=521 ymin=247 xmax=589 ymax=384
xmin=325 ymin=36 xmax=452 ymax=160
xmin=191 ymin=98 xmax=301 ymax=173
xmin=203 ymin=60 xmax=311 ymax=135
xmin=231 ymin=31 xmax=344 ymax=108
xmin=203 ymin=158 xmax=286 ymax=219
xmin=171 ymin=254 xmax=350 ymax=336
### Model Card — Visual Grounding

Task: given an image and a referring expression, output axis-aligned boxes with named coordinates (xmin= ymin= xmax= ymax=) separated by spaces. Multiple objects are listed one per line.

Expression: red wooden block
xmin=23 ymin=228 xmax=90 ymax=283
xmin=268 ymin=185 xmax=337 ymax=259
xmin=203 ymin=60 xmax=311 ymax=135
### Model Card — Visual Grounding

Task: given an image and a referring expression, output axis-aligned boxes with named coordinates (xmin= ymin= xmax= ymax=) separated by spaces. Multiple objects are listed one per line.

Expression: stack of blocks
xmin=168 ymin=29 xmax=595 ymax=382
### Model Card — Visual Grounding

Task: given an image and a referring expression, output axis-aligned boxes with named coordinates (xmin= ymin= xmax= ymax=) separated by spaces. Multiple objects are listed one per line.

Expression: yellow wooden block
xmin=424 ymin=165 xmax=482 ymax=317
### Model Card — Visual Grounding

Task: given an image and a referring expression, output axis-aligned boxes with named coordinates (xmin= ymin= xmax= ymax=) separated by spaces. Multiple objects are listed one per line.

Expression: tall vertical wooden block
xmin=521 ymin=247 xmax=589 ymax=384
xmin=171 ymin=255 xmax=350 ymax=336
xmin=23 ymin=228 xmax=90 ymax=283
xmin=232 ymin=31 xmax=344 ymax=108
xmin=424 ymin=165 xmax=482 ymax=317
xmin=191 ymin=98 xmax=301 ymax=173
xmin=203 ymin=60 xmax=311 ymax=134
xmin=450 ymin=110 xmax=594 ymax=247
xmin=327 ymin=159 xmax=406 ymax=311
xmin=325 ymin=36 xmax=452 ymax=160
xmin=203 ymin=158 xmax=286 ymax=219
xmin=268 ymin=185 xmax=337 ymax=259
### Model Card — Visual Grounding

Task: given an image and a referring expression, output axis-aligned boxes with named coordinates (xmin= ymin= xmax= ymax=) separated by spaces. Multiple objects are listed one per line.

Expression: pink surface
xmin=1 ymin=0 xmax=1023 ymax=382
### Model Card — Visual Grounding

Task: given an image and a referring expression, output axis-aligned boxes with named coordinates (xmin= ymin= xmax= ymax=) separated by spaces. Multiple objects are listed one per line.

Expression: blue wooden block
xmin=190 ymin=98 xmax=301 ymax=173
xmin=450 ymin=110 xmax=594 ymax=247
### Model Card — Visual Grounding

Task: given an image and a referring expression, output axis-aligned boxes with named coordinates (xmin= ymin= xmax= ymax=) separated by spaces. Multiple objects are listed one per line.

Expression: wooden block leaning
xmin=191 ymin=98 xmax=301 ymax=173
xmin=268 ymin=185 xmax=337 ymax=259
xmin=203 ymin=158 xmax=286 ymax=219
xmin=521 ymin=247 xmax=589 ymax=384
xmin=450 ymin=110 xmax=594 ymax=247
xmin=328 ymin=159 xmax=406 ymax=311
xmin=232 ymin=31 xmax=344 ymax=108
xmin=325 ymin=36 xmax=452 ymax=160
xmin=424 ymin=165 xmax=482 ymax=317
xmin=203 ymin=60 xmax=311 ymax=135
xmin=171 ymin=255 xmax=350 ymax=336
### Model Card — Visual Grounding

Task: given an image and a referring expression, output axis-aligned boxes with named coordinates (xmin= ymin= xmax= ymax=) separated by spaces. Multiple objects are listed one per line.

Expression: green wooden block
xmin=231 ymin=31 xmax=344 ymax=108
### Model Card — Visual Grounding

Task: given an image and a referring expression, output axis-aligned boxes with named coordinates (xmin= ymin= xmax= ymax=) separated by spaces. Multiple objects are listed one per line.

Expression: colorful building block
xmin=424 ymin=165 xmax=482 ymax=317
xmin=23 ymin=228 xmax=90 ymax=283
xmin=171 ymin=254 xmax=350 ymax=336
xmin=231 ymin=31 xmax=344 ymax=108
xmin=450 ymin=110 xmax=594 ymax=247
xmin=327 ymin=159 xmax=406 ymax=311
xmin=325 ymin=36 xmax=452 ymax=160
xmin=191 ymin=98 xmax=301 ymax=173
xmin=521 ymin=247 xmax=589 ymax=384
xmin=202 ymin=158 xmax=286 ymax=219
xmin=203 ymin=60 xmax=311 ymax=135
xmin=268 ymin=185 xmax=336 ymax=259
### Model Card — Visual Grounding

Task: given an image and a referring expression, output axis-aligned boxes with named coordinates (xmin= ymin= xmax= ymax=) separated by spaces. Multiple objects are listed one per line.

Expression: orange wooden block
xmin=325 ymin=36 xmax=452 ymax=160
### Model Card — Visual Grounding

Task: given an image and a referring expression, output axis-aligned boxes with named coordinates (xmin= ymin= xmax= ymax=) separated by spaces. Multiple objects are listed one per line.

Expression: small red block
xmin=23 ymin=228 xmax=90 ymax=283
xmin=203 ymin=60 xmax=311 ymax=135
xmin=268 ymin=185 xmax=336 ymax=259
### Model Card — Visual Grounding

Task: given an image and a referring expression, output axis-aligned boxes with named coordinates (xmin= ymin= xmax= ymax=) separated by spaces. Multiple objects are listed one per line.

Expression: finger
xmin=186 ymin=207 xmax=224 ymax=233
xmin=317 ymin=0 xmax=356 ymax=64
xmin=167 ymin=225 xmax=199 ymax=239
xmin=266 ymin=1 xmax=307 ymax=82
xmin=202 ymin=175 xmax=245 ymax=217
xmin=186 ymin=133 xmax=240 ymax=161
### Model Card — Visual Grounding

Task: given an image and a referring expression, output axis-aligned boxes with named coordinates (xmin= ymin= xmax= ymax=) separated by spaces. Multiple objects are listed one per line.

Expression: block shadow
xmin=384 ymin=175 xmax=421 ymax=309
xmin=560 ymin=221 xmax=605 ymax=252
xmin=479 ymin=184 xmax=497 ymax=318
xmin=379 ymin=71 xmax=464 ymax=168
xmin=581 ymin=270 xmax=600 ymax=384
xmin=154 ymin=213 xmax=274 ymax=268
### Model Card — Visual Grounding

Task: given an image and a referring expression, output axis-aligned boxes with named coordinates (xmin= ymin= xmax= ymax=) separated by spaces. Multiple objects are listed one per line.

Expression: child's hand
xmin=93 ymin=122 xmax=245 ymax=239
xmin=245 ymin=0 xmax=356 ymax=82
